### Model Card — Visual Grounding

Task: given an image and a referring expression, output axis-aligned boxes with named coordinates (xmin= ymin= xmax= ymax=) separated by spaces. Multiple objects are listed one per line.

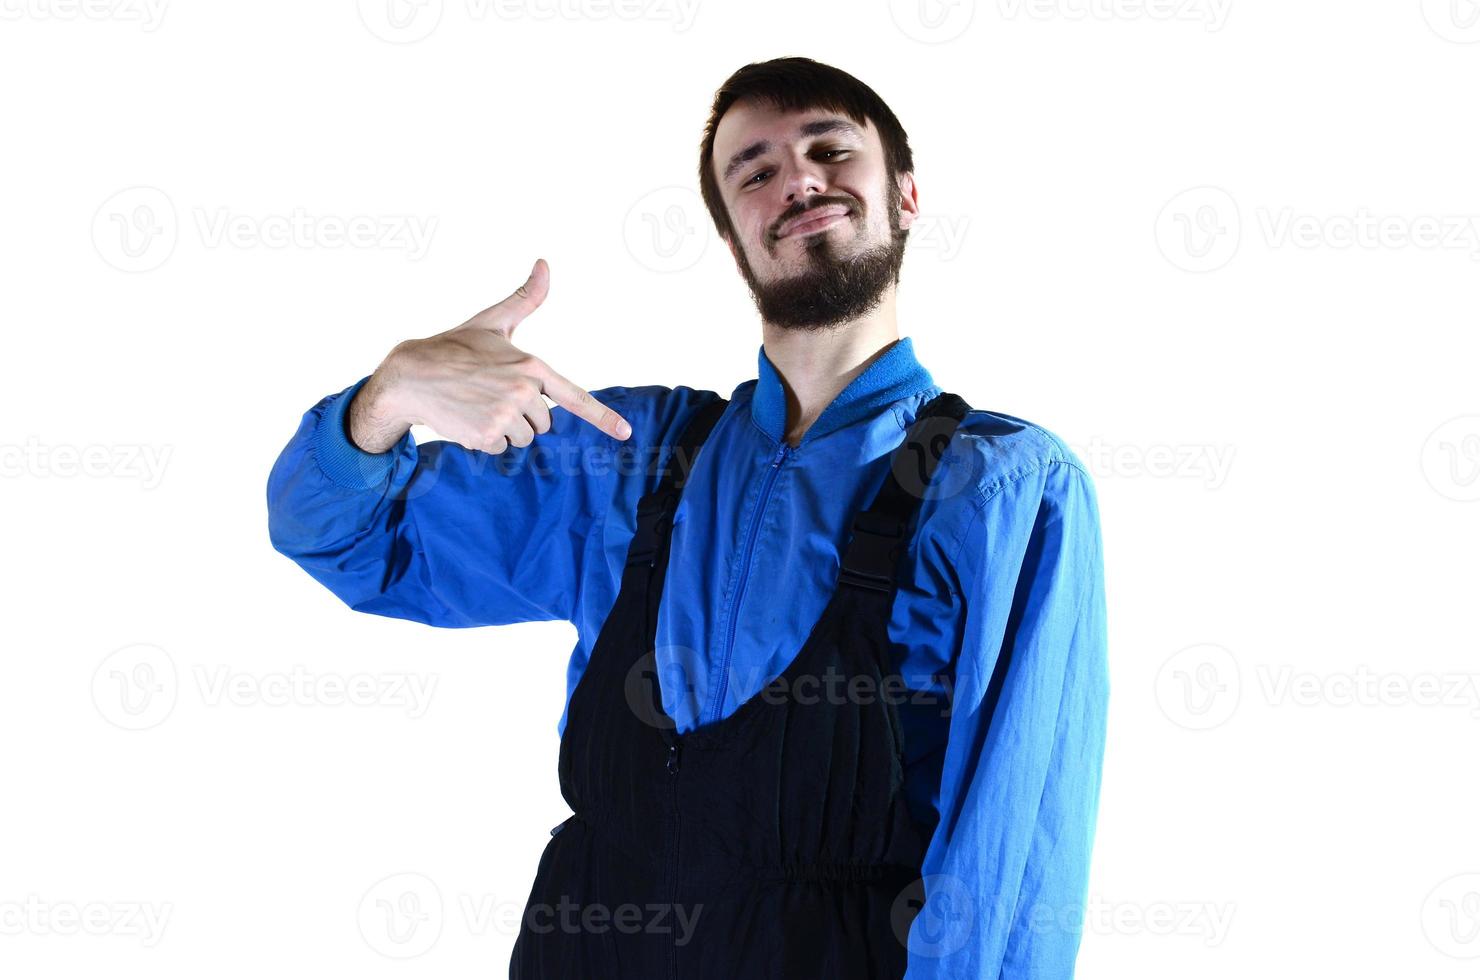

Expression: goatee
xmin=734 ymin=188 xmax=908 ymax=332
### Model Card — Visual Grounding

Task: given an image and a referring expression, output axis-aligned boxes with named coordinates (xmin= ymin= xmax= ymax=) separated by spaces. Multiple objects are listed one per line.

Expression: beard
xmin=732 ymin=180 xmax=908 ymax=332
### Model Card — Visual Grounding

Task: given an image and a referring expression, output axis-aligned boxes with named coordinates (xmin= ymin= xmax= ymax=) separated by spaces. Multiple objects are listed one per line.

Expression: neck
xmin=760 ymin=295 xmax=901 ymax=446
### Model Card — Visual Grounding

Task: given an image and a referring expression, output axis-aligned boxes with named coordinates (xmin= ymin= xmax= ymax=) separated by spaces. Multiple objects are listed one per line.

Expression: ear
xmin=896 ymin=172 xmax=921 ymax=232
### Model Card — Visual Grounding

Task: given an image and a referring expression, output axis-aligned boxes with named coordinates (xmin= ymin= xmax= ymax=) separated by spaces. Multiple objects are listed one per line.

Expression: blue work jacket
xmin=266 ymin=335 xmax=1109 ymax=978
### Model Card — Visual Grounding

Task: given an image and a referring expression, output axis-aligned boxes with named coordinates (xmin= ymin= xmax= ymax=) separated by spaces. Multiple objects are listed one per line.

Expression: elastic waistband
xmin=559 ymin=810 xmax=922 ymax=886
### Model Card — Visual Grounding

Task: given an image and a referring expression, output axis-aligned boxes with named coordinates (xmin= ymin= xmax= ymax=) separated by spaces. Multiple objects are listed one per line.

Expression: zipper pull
xmin=772 ymin=443 xmax=790 ymax=467
xmin=666 ymin=742 xmax=680 ymax=774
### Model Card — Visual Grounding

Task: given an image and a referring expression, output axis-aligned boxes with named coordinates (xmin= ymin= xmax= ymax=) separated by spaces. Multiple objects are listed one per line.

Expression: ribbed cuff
xmin=312 ymin=375 xmax=407 ymax=491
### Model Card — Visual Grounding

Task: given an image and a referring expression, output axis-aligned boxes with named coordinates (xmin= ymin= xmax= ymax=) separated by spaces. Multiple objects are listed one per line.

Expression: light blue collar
xmin=750 ymin=335 xmax=936 ymax=446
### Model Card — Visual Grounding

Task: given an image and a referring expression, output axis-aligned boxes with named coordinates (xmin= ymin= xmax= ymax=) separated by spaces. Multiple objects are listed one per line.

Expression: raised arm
xmin=266 ymin=259 xmax=634 ymax=627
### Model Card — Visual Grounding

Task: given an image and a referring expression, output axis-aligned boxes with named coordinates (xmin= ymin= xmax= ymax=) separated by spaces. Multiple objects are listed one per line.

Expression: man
xmin=267 ymin=56 xmax=1108 ymax=979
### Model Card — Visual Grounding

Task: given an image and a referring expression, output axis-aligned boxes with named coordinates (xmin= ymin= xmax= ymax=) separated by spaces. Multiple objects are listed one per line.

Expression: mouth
xmin=778 ymin=205 xmax=851 ymax=239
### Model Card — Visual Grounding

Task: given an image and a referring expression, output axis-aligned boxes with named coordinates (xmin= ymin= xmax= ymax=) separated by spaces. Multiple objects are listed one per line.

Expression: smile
xmin=779 ymin=207 xmax=851 ymax=238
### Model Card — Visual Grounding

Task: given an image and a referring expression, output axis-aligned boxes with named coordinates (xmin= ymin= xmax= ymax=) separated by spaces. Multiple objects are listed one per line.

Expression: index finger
xmin=532 ymin=362 xmax=632 ymax=440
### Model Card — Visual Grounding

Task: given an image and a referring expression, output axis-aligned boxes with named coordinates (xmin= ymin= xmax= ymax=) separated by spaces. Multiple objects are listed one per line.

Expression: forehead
xmin=712 ymin=99 xmax=878 ymax=185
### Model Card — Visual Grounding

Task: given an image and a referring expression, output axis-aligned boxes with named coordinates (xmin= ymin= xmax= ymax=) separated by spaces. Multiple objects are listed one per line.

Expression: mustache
xmin=772 ymin=198 xmax=858 ymax=239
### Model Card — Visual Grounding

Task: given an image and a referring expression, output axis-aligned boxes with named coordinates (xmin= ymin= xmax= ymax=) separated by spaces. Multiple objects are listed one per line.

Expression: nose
xmin=780 ymin=155 xmax=827 ymax=204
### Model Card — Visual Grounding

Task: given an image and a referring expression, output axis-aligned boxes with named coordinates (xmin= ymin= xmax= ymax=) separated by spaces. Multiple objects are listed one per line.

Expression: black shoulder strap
xmin=626 ymin=395 xmax=730 ymax=568
xmin=837 ymin=391 xmax=972 ymax=593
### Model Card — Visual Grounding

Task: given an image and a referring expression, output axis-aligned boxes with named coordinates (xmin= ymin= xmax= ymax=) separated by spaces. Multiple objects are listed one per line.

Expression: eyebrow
xmin=721 ymin=118 xmax=864 ymax=184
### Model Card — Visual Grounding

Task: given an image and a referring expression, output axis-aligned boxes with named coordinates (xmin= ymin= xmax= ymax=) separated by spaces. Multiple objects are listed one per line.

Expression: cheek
xmin=735 ymin=201 xmax=774 ymax=245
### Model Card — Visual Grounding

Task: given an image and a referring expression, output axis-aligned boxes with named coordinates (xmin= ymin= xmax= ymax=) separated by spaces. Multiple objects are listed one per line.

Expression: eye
xmin=744 ymin=149 xmax=851 ymax=187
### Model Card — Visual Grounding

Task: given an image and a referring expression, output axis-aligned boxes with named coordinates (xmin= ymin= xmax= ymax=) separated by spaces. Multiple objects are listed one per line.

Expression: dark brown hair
xmin=697 ymin=57 xmax=915 ymax=244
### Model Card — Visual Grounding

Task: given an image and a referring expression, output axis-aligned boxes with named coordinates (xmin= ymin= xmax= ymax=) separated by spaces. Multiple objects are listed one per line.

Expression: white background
xmin=3 ymin=1 xmax=1478 ymax=977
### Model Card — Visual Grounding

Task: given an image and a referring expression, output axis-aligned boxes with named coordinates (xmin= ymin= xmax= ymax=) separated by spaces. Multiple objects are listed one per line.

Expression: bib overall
xmin=510 ymin=390 xmax=972 ymax=979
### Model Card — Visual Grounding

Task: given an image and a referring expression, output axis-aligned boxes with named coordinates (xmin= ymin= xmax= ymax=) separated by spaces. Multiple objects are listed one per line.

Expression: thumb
xmin=474 ymin=257 xmax=550 ymax=339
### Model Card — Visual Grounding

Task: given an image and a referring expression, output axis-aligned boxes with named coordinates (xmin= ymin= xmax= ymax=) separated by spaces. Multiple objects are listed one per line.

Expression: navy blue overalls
xmin=510 ymin=390 xmax=972 ymax=979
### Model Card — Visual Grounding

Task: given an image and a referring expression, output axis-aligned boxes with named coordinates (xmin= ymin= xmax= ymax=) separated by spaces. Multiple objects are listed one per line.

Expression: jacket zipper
xmin=665 ymin=738 xmax=681 ymax=980
xmin=706 ymin=440 xmax=791 ymax=724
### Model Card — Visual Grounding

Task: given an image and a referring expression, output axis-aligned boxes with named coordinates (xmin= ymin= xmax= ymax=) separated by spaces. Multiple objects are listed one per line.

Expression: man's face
xmin=712 ymin=99 xmax=919 ymax=331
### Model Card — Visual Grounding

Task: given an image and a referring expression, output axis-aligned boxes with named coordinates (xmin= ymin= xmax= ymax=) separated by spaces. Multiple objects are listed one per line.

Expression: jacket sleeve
xmin=266 ymin=374 xmax=631 ymax=628
xmin=905 ymin=459 xmax=1109 ymax=979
